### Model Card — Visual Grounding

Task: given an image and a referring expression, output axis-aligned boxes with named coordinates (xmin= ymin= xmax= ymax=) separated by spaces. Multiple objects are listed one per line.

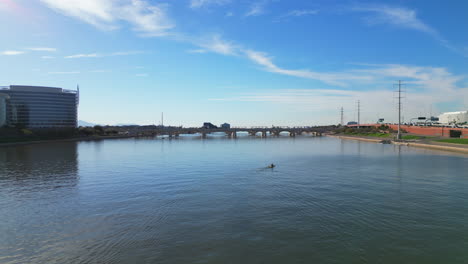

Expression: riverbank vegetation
xmin=334 ymin=125 xmax=396 ymax=138
xmin=0 ymin=126 xmax=121 ymax=144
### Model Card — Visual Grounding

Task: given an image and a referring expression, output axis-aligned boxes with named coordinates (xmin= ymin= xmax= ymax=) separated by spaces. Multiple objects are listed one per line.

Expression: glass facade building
xmin=0 ymin=85 xmax=79 ymax=128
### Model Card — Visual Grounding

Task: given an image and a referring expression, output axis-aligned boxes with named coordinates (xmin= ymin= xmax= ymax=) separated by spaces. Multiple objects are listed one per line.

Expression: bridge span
xmin=130 ymin=126 xmax=327 ymax=138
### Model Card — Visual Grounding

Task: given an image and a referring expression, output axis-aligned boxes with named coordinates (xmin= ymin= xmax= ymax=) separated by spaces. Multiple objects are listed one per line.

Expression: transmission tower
xmin=394 ymin=80 xmax=405 ymax=140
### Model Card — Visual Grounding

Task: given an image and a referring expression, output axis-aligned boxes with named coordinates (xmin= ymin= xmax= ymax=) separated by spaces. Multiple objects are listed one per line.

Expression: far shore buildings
xmin=0 ymin=85 xmax=79 ymax=128
xmin=438 ymin=111 xmax=468 ymax=125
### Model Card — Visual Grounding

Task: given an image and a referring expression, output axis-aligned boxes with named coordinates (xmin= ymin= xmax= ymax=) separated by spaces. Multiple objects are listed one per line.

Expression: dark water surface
xmin=1 ymin=137 xmax=468 ymax=263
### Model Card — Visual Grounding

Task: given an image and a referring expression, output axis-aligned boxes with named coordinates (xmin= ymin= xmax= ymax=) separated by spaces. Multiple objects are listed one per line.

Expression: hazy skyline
xmin=1 ymin=0 xmax=467 ymax=126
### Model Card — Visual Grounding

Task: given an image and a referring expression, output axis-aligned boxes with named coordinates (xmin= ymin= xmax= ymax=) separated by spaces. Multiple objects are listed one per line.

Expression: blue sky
xmin=0 ymin=0 xmax=467 ymax=126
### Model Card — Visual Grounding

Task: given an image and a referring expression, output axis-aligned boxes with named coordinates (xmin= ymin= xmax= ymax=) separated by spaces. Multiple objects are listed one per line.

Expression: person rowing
xmin=267 ymin=163 xmax=276 ymax=168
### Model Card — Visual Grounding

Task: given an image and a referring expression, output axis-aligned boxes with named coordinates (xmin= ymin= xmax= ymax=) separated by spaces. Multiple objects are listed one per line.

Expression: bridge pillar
xmin=232 ymin=132 xmax=237 ymax=138
xmin=289 ymin=132 xmax=296 ymax=137
xmin=249 ymin=131 xmax=256 ymax=136
xmin=262 ymin=131 xmax=267 ymax=138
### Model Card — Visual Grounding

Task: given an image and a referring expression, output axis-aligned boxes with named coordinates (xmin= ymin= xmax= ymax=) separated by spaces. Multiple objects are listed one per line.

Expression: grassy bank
xmin=401 ymin=135 xmax=424 ymax=140
xmin=435 ymin=138 xmax=468 ymax=145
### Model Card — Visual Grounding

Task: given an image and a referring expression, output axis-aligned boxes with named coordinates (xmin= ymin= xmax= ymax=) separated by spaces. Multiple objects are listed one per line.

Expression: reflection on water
xmin=1 ymin=137 xmax=468 ymax=264
xmin=0 ymin=141 xmax=78 ymax=188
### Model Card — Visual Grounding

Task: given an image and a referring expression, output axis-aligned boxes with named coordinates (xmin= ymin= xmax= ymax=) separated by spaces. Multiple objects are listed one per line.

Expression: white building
xmin=0 ymin=85 xmax=78 ymax=128
xmin=438 ymin=111 xmax=468 ymax=125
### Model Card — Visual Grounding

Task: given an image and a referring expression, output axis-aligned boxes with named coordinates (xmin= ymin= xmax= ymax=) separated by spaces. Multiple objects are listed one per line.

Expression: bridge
xmin=122 ymin=126 xmax=330 ymax=138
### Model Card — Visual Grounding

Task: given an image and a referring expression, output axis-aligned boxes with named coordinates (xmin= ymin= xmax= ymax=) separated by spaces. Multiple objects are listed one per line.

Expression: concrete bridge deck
xmin=127 ymin=126 xmax=328 ymax=138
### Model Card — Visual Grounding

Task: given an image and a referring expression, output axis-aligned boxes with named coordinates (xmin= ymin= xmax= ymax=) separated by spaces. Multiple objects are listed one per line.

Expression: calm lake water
xmin=1 ymin=136 xmax=468 ymax=263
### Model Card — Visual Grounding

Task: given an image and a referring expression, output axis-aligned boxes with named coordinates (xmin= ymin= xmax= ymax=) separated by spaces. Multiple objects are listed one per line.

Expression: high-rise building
xmin=0 ymin=93 xmax=9 ymax=127
xmin=0 ymin=85 xmax=79 ymax=128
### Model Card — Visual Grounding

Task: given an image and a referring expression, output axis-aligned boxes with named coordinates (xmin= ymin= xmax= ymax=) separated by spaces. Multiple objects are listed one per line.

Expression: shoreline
xmin=330 ymin=134 xmax=468 ymax=154
xmin=0 ymin=135 xmax=136 ymax=148
xmin=2 ymin=133 xmax=468 ymax=155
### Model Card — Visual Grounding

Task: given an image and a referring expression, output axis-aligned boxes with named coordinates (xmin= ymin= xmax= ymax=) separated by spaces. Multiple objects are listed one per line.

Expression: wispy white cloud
xmin=40 ymin=0 xmax=174 ymax=37
xmin=136 ymin=73 xmax=148 ymax=77
xmin=351 ymin=5 xmax=467 ymax=57
xmin=65 ymin=53 xmax=100 ymax=59
xmin=244 ymin=50 xmax=373 ymax=86
xmin=352 ymin=5 xmax=436 ymax=35
xmin=190 ymin=0 xmax=231 ymax=9
xmin=245 ymin=0 xmax=269 ymax=17
xmin=187 ymin=49 xmax=208 ymax=54
xmin=209 ymin=62 xmax=468 ymax=124
xmin=1 ymin=50 xmax=25 ymax=55
xmin=64 ymin=50 xmax=144 ymax=59
xmin=282 ymin=9 xmax=319 ymax=17
xmin=48 ymin=71 xmax=80 ymax=74
xmin=26 ymin=47 xmax=57 ymax=52
xmin=353 ymin=64 xmax=464 ymax=93
xmin=196 ymin=35 xmax=238 ymax=55
xmin=41 ymin=56 xmax=55 ymax=59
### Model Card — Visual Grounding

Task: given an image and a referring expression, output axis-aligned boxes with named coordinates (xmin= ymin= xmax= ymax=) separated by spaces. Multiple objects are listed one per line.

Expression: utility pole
xmin=340 ymin=107 xmax=344 ymax=126
xmin=357 ymin=100 xmax=360 ymax=129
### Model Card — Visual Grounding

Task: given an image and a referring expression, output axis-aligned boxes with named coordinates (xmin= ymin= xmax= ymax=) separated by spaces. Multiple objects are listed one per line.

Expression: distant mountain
xmin=78 ymin=120 xmax=97 ymax=127
xmin=78 ymin=120 xmax=140 ymax=127
xmin=115 ymin=123 xmax=139 ymax=126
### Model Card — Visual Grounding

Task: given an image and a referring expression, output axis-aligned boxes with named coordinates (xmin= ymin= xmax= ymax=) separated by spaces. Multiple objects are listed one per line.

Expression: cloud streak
xmin=282 ymin=9 xmax=319 ymax=18
xmin=351 ymin=4 xmax=467 ymax=56
xmin=1 ymin=50 xmax=25 ymax=55
xmin=245 ymin=0 xmax=269 ymax=17
xmin=195 ymin=35 xmax=238 ymax=55
xmin=64 ymin=50 xmax=144 ymax=59
xmin=26 ymin=47 xmax=57 ymax=52
xmin=40 ymin=0 xmax=174 ymax=37
xmin=65 ymin=53 xmax=100 ymax=59
xmin=190 ymin=0 xmax=231 ymax=9
xmin=353 ymin=5 xmax=435 ymax=34
xmin=209 ymin=64 xmax=468 ymax=124
xmin=244 ymin=50 xmax=373 ymax=86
